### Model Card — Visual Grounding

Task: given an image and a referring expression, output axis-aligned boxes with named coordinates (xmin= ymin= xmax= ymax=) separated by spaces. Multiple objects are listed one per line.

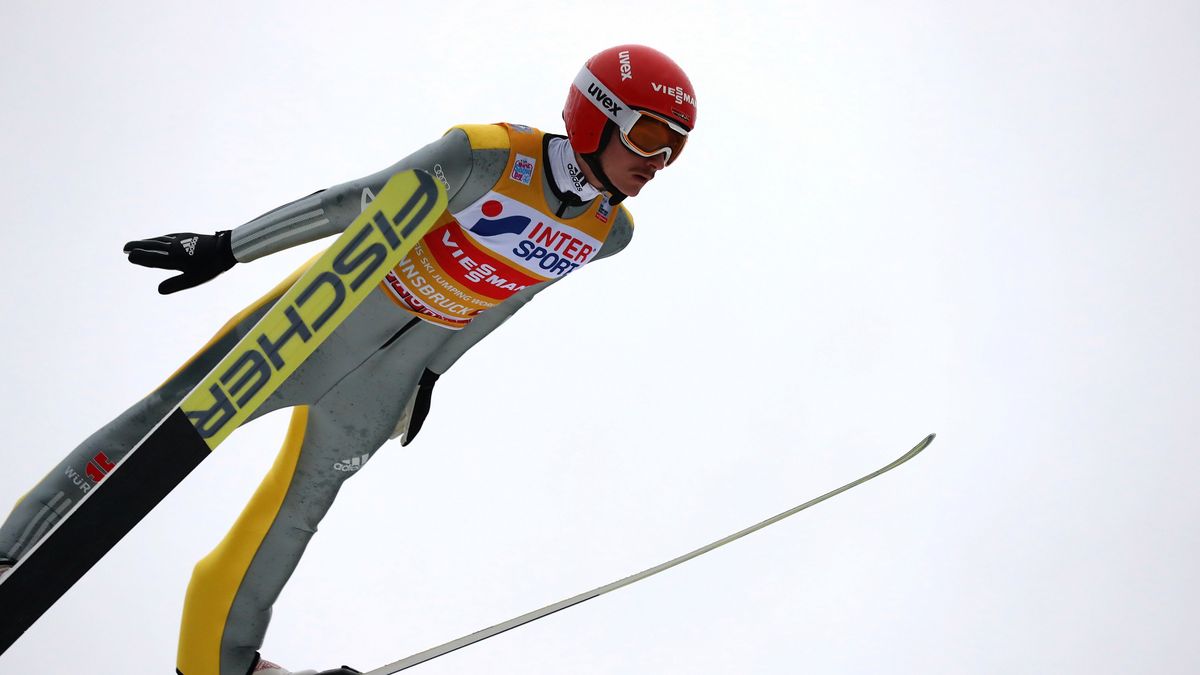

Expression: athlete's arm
xmin=229 ymin=131 xmax=474 ymax=262
xmin=395 ymin=282 xmax=552 ymax=446
xmin=397 ymin=204 xmax=632 ymax=446
xmin=123 ymin=130 xmax=475 ymax=293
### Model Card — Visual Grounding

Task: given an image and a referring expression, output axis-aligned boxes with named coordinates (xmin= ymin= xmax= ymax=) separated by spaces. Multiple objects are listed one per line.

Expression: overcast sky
xmin=1 ymin=1 xmax=1198 ymax=673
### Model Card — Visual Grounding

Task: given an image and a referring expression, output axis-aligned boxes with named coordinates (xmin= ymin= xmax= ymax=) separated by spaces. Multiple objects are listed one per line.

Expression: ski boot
xmin=253 ymin=655 xmax=361 ymax=675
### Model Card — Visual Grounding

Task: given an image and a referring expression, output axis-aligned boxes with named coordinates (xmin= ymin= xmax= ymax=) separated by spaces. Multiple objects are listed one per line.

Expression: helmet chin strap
xmin=580 ymin=123 xmax=628 ymax=205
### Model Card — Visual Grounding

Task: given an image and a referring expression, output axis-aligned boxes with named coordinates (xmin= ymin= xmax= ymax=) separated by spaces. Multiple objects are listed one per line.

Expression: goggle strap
xmin=573 ymin=67 xmax=642 ymax=131
xmin=636 ymin=109 xmax=690 ymax=137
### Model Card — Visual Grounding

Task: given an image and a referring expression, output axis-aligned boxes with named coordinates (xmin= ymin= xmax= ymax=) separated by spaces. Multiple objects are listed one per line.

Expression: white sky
xmin=1 ymin=1 xmax=1198 ymax=673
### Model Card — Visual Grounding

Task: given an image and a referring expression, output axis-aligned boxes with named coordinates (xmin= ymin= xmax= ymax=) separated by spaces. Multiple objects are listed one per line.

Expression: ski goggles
xmin=573 ymin=67 xmax=690 ymax=165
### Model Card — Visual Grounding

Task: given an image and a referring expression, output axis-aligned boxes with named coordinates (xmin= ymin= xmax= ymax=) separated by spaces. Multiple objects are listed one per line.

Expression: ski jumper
xmin=0 ymin=123 xmax=633 ymax=675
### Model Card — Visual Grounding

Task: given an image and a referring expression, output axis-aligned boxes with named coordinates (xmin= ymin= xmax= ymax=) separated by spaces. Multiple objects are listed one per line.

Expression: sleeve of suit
xmin=228 ymin=130 xmax=475 ymax=262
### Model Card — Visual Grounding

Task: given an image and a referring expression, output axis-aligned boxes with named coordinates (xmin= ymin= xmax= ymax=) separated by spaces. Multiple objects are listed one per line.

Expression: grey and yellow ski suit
xmin=0 ymin=123 xmax=633 ymax=675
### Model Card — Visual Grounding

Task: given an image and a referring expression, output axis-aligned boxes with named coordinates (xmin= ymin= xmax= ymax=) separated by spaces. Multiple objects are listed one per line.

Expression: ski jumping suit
xmin=0 ymin=123 xmax=633 ymax=675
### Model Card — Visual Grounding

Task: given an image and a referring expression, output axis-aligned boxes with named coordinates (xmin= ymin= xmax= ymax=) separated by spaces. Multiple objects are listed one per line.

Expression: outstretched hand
xmin=123 ymin=231 xmax=237 ymax=294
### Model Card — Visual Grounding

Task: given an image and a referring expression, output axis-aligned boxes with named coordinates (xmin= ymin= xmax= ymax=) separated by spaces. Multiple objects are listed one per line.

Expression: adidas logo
xmin=180 ymin=236 xmax=199 ymax=256
xmin=333 ymin=453 xmax=371 ymax=472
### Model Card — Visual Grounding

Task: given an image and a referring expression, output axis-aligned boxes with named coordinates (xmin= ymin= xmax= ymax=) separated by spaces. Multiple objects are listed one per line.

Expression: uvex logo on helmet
xmin=586 ymin=84 xmax=624 ymax=115
xmin=619 ymin=50 xmax=633 ymax=80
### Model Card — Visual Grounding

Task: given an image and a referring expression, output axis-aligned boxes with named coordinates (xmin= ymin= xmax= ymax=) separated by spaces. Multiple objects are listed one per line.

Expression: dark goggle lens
xmin=626 ymin=113 xmax=688 ymax=164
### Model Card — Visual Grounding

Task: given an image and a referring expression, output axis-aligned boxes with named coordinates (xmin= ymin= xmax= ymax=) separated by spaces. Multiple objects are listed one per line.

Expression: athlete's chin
xmin=617 ymin=175 xmax=652 ymax=196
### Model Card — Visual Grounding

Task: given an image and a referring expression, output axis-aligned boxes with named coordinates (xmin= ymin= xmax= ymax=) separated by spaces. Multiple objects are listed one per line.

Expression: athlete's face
xmin=595 ymin=138 xmax=668 ymax=197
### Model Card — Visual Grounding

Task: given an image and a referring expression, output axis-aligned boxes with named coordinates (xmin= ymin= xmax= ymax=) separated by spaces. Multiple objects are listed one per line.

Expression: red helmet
xmin=564 ymin=45 xmax=697 ymax=158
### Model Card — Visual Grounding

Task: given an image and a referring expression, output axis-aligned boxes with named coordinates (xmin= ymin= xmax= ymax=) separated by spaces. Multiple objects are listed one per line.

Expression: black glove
xmin=122 ymin=230 xmax=237 ymax=295
xmin=401 ymin=368 xmax=441 ymax=447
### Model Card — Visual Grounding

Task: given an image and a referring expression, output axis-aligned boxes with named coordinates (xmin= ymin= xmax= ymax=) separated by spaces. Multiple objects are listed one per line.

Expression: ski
xmin=361 ymin=433 xmax=936 ymax=675
xmin=0 ymin=168 xmax=447 ymax=654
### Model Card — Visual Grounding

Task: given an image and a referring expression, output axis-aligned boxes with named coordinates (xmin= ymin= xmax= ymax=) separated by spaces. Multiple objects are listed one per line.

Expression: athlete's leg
xmin=0 ymin=264 xmax=314 ymax=565
xmin=176 ymin=319 xmax=451 ymax=675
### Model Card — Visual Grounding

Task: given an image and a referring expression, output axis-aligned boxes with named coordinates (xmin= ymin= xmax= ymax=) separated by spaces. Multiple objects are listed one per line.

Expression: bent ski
xmin=363 ymin=433 xmax=936 ymax=674
xmin=0 ymin=169 xmax=447 ymax=654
